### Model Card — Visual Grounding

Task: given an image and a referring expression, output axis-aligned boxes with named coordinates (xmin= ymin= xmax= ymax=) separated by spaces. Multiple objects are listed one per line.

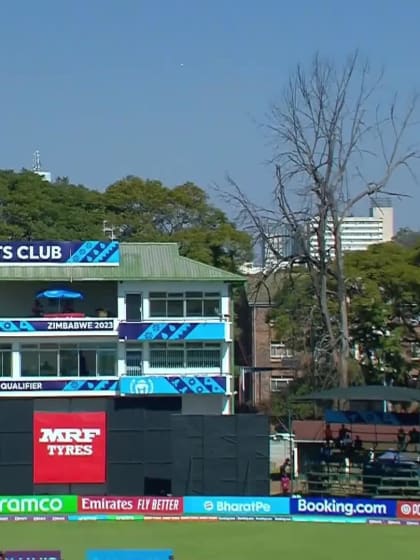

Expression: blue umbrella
xmin=36 ymin=289 xmax=84 ymax=300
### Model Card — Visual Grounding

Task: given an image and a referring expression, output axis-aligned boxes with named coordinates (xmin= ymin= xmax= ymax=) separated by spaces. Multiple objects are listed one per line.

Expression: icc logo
xmin=130 ymin=378 xmax=154 ymax=395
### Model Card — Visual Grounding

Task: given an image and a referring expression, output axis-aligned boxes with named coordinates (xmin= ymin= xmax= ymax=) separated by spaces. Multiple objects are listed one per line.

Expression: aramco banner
xmin=33 ymin=412 xmax=107 ymax=484
xmin=0 ymin=241 xmax=119 ymax=265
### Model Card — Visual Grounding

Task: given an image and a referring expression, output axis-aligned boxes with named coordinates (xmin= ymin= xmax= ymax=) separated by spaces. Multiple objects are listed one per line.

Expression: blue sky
xmin=1 ymin=0 xmax=420 ymax=229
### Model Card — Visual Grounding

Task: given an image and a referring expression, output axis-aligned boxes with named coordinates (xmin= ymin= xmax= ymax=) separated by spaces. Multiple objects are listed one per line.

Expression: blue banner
xmin=290 ymin=497 xmax=396 ymax=518
xmin=0 ymin=319 xmax=115 ymax=333
xmin=325 ymin=409 xmax=420 ymax=426
xmin=184 ymin=497 xmax=290 ymax=516
xmin=0 ymin=379 xmax=118 ymax=394
xmin=0 ymin=241 xmax=119 ymax=265
xmin=119 ymin=376 xmax=226 ymax=395
xmin=118 ymin=322 xmax=225 ymax=341
xmin=86 ymin=551 xmax=173 ymax=560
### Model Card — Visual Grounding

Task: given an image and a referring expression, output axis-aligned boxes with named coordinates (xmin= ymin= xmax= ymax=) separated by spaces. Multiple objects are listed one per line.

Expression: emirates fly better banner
xmin=33 ymin=412 xmax=107 ymax=484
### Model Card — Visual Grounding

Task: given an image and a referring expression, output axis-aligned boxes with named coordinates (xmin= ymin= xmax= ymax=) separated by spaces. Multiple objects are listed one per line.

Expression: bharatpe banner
xmin=183 ymin=496 xmax=290 ymax=516
xmin=33 ymin=412 xmax=107 ymax=484
xmin=290 ymin=497 xmax=396 ymax=518
xmin=0 ymin=496 xmax=77 ymax=514
xmin=5 ymin=552 xmax=62 ymax=560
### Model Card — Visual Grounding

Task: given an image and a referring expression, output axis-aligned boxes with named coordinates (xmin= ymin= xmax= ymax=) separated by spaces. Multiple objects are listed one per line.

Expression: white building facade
xmin=263 ymin=200 xmax=394 ymax=266
xmin=0 ymin=241 xmax=241 ymax=415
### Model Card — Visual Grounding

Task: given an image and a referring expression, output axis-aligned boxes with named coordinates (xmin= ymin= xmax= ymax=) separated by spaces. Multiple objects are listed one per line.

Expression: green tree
xmin=269 ymin=242 xmax=420 ymax=392
xmin=103 ymin=177 xmax=252 ymax=270
xmin=345 ymin=242 xmax=420 ymax=384
xmin=394 ymin=228 xmax=420 ymax=249
xmin=0 ymin=170 xmax=104 ymax=240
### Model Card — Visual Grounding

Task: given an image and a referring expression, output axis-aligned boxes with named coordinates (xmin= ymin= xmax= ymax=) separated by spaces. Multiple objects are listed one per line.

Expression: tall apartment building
xmin=263 ymin=199 xmax=394 ymax=266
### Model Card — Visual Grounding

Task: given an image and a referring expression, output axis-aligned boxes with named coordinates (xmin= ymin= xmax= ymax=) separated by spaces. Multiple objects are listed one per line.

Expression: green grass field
xmin=0 ymin=521 xmax=417 ymax=560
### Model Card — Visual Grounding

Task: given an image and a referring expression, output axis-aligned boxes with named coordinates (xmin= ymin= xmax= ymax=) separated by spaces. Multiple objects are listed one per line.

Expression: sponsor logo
xmin=291 ymin=498 xmax=394 ymax=518
xmin=78 ymin=496 xmax=184 ymax=515
xmin=129 ymin=378 xmax=154 ymax=395
xmin=397 ymin=501 xmax=420 ymax=518
xmin=33 ymin=412 xmax=106 ymax=484
xmin=0 ymin=496 xmax=76 ymax=515
xmin=184 ymin=497 xmax=289 ymax=516
xmin=39 ymin=427 xmax=101 ymax=456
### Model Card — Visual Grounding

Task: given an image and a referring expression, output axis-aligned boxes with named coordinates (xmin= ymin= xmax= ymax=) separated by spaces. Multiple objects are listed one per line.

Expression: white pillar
xmin=117 ymin=341 xmax=126 ymax=376
xmin=11 ymin=342 xmax=20 ymax=378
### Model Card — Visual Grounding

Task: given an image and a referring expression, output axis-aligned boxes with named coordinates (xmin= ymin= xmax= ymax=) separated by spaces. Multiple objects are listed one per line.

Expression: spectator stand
xmin=291 ymin=385 xmax=420 ymax=498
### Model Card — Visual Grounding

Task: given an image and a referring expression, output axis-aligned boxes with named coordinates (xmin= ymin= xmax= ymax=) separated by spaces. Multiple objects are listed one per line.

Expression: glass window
xmin=186 ymin=295 xmax=203 ymax=316
xmin=0 ymin=350 xmax=11 ymax=377
xmin=79 ymin=350 xmax=96 ymax=376
xmin=186 ymin=343 xmax=221 ymax=368
xmin=19 ymin=343 xmax=118 ymax=378
xmin=126 ymin=350 xmax=142 ymax=376
xmin=149 ymin=291 xmax=221 ymax=318
xmin=167 ymin=299 xmax=183 ymax=317
xmin=150 ymin=343 xmax=184 ymax=368
xmin=203 ymin=297 xmax=220 ymax=316
xmin=97 ymin=349 xmax=116 ymax=376
xmin=59 ymin=348 xmax=79 ymax=377
xmin=21 ymin=351 xmax=39 ymax=377
xmin=39 ymin=350 xmax=58 ymax=376
xmin=149 ymin=343 xmax=221 ymax=369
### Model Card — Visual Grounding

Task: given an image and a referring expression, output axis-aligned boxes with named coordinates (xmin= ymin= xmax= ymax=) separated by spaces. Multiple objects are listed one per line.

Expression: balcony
xmin=0 ymin=280 xmax=118 ymax=336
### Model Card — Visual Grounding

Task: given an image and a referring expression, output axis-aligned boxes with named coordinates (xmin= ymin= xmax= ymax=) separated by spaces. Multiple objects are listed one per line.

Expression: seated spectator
xmin=368 ymin=448 xmax=375 ymax=462
xmin=354 ymin=435 xmax=363 ymax=451
xmin=320 ymin=443 xmax=332 ymax=462
xmin=409 ymin=427 xmax=419 ymax=450
xmin=325 ymin=423 xmax=333 ymax=444
xmin=63 ymin=300 xmax=74 ymax=313
xmin=32 ymin=299 xmax=43 ymax=317
xmin=397 ymin=428 xmax=406 ymax=452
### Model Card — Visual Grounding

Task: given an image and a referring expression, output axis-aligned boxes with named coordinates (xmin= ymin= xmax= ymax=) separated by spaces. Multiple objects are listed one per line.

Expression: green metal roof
xmin=0 ymin=243 xmax=245 ymax=282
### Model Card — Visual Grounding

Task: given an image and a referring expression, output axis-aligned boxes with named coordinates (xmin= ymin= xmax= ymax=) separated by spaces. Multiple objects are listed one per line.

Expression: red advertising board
xmin=397 ymin=501 xmax=420 ymax=518
xmin=78 ymin=496 xmax=184 ymax=515
xmin=33 ymin=412 xmax=106 ymax=484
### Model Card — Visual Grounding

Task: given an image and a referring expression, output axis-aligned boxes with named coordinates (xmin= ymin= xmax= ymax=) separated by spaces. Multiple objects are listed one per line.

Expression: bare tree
xmin=226 ymin=52 xmax=418 ymax=389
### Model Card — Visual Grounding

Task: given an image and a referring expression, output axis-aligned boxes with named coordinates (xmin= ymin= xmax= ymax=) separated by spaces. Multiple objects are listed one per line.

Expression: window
xmin=270 ymin=342 xmax=294 ymax=360
xmin=126 ymin=293 xmax=143 ymax=321
xmin=149 ymin=342 xmax=221 ymax=369
xmin=271 ymin=378 xmax=293 ymax=392
xmin=126 ymin=349 xmax=143 ymax=376
xmin=411 ymin=343 xmax=420 ymax=359
xmin=20 ymin=343 xmax=117 ymax=377
xmin=0 ymin=345 xmax=11 ymax=377
xmin=149 ymin=291 xmax=221 ymax=318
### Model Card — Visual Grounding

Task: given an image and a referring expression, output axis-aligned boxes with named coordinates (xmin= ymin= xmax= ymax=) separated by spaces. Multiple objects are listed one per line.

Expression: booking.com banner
xmin=290 ymin=497 xmax=397 ymax=518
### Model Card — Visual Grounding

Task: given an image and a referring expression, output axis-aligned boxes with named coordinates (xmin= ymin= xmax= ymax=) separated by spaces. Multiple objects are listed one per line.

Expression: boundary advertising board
xmin=33 ymin=413 xmax=107 ymax=484
xmin=0 ymin=495 xmax=419 ymax=522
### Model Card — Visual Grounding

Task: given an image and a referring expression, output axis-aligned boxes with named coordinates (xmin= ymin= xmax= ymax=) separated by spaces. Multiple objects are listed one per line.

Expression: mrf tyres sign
xmin=33 ymin=412 xmax=106 ymax=484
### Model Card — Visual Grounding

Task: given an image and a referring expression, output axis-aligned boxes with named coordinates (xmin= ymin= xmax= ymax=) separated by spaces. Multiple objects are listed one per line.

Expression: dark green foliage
xmin=0 ymin=171 xmax=252 ymax=271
